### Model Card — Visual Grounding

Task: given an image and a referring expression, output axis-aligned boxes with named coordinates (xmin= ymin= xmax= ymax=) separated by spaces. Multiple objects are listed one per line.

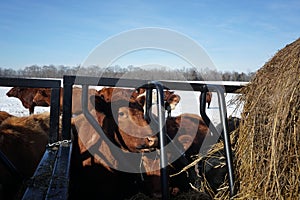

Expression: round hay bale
xmin=229 ymin=38 xmax=300 ymax=199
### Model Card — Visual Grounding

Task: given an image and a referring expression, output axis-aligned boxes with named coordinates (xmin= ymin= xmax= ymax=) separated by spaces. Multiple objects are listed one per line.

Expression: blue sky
xmin=0 ymin=0 xmax=299 ymax=72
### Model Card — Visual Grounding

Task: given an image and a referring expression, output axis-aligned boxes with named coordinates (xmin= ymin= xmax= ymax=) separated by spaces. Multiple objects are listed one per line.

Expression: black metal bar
xmin=49 ymin=87 xmax=61 ymax=143
xmin=199 ymin=86 xmax=222 ymax=143
xmin=199 ymin=86 xmax=219 ymax=135
xmin=63 ymin=75 xmax=244 ymax=93
xmin=61 ymin=79 xmax=74 ymax=140
xmin=45 ymin=143 xmax=72 ymax=200
xmin=72 ymin=75 xmax=148 ymax=88
xmin=0 ymin=77 xmax=61 ymax=88
xmin=151 ymin=81 xmax=169 ymax=200
xmin=144 ymin=88 xmax=153 ymax=122
xmin=213 ymin=85 xmax=235 ymax=197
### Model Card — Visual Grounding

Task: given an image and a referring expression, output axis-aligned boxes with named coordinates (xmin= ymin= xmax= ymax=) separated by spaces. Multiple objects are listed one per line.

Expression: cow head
xmin=91 ymin=94 xmax=157 ymax=153
xmin=167 ymin=114 xmax=209 ymax=157
xmin=166 ymin=94 xmax=181 ymax=110
xmin=33 ymin=89 xmax=52 ymax=106
xmin=96 ymin=87 xmax=142 ymax=103
xmin=6 ymin=87 xmax=24 ymax=97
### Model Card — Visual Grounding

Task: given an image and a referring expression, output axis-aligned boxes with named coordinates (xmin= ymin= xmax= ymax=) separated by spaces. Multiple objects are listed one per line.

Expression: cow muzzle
xmin=136 ymin=136 xmax=158 ymax=152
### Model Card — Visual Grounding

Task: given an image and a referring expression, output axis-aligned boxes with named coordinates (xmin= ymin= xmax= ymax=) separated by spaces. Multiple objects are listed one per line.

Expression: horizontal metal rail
xmin=63 ymin=75 xmax=244 ymax=92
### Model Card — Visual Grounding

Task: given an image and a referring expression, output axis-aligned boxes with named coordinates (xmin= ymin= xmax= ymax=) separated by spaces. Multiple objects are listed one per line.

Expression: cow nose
xmin=147 ymin=136 xmax=158 ymax=147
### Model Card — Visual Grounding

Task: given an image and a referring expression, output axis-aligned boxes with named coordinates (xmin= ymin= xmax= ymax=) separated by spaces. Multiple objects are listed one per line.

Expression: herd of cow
xmin=0 ymin=86 xmax=239 ymax=200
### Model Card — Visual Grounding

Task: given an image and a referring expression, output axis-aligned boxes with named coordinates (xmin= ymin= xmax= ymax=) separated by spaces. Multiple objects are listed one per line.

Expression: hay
xmin=215 ymin=38 xmax=300 ymax=199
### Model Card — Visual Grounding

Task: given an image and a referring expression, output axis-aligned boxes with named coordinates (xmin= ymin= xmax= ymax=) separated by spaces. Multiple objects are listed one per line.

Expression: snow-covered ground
xmin=0 ymin=86 xmax=243 ymax=126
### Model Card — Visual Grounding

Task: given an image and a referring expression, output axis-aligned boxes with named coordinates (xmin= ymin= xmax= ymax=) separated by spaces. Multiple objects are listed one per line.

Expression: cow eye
xmin=118 ymin=111 xmax=125 ymax=117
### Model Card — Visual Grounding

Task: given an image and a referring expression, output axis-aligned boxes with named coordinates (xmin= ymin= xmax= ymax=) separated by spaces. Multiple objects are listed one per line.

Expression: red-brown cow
xmin=70 ymin=94 xmax=158 ymax=199
xmin=6 ymin=87 xmax=43 ymax=114
xmin=206 ymin=92 xmax=212 ymax=109
xmin=0 ymin=112 xmax=51 ymax=199
xmin=166 ymin=113 xmax=210 ymax=156
xmin=0 ymin=111 xmax=12 ymax=125
xmin=33 ymin=87 xmax=97 ymax=114
xmin=165 ymin=93 xmax=181 ymax=117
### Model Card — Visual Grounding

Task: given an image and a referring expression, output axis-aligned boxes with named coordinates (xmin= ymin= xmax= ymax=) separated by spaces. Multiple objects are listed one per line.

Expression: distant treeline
xmin=0 ymin=65 xmax=255 ymax=81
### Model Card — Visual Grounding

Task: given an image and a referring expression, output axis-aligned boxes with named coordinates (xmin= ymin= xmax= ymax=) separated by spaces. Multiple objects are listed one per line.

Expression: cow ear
xmin=90 ymin=95 xmax=109 ymax=114
xmin=40 ymin=90 xmax=48 ymax=97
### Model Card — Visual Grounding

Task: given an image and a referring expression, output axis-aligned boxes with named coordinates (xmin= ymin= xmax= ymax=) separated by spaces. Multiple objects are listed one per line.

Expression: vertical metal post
xmin=62 ymin=81 xmax=73 ymax=140
xmin=151 ymin=81 xmax=169 ymax=200
xmin=144 ymin=88 xmax=153 ymax=123
xmin=214 ymin=86 xmax=235 ymax=197
xmin=49 ymin=87 xmax=61 ymax=142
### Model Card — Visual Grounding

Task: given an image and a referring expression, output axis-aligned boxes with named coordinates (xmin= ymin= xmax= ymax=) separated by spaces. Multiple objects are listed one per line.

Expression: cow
xmin=0 ymin=112 xmax=51 ymax=200
xmin=206 ymin=92 xmax=212 ymax=109
xmin=140 ymin=113 xmax=212 ymax=198
xmin=166 ymin=113 xmax=211 ymax=157
xmin=33 ymin=87 xmax=97 ymax=115
xmin=216 ymin=116 xmax=241 ymax=143
xmin=6 ymin=87 xmax=42 ymax=114
xmin=0 ymin=111 xmax=12 ymax=125
xmin=70 ymin=94 xmax=158 ymax=199
xmin=165 ymin=93 xmax=181 ymax=117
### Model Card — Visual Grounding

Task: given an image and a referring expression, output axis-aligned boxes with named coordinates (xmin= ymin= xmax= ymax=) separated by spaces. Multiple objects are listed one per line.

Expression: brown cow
xmin=141 ymin=113 xmax=211 ymax=198
xmin=6 ymin=87 xmax=42 ymax=114
xmin=165 ymin=93 xmax=181 ymax=117
xmin=166 ymin=113 xmax=210 ymax=156
xmin=0 ymin=112 xmax=51 ymax=199
xmin=206 ymin=92 xmax=212 ymax=109
xmin=70 ymin=94 xmax=158 ymax=199
xmin=33 ymin=87 xmax=97 ymax=114
xmin=0 ymin=111 xmax=13 ymax=125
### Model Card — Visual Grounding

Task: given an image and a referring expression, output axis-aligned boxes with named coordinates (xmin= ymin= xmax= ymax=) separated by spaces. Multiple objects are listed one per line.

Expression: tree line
xmin=0 ymin=64 xmax=255 ymax=81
